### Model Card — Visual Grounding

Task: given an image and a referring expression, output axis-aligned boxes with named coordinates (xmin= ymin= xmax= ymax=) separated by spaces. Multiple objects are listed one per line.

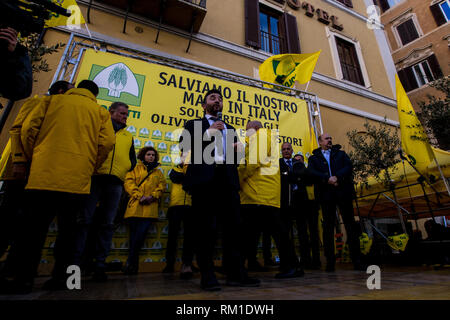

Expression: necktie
xmin=287 ymin=159 xmax=292 ymax=170
xmin=287 ymin=159 xmax=298 ymax=191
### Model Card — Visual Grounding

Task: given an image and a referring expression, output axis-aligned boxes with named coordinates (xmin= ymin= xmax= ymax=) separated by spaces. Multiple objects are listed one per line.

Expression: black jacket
xmin=307 ymin=145 xmax=355 ymax=202
xmin=279 ymin=158 xmax=311 ymax=208
xmin=0 ymin=44 xmax=32 ymax=101
xmin=180 ymin=117 xmax=240 ymax=193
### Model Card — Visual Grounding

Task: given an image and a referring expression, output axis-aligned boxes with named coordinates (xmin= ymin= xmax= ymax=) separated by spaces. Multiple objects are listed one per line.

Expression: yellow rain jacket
xmin=124 ymin=162 xmax=166 ymax=219
xmin=20 ymin=88 xmax=115 ymax=194
xmin=0 ymin=95 xmax=47 ymax=180
xmin=168 ymin=164 xmax=192 ymax=207
xmin=238 ymin=128 xmax=281 ymax=208
xmin=96 ymin=126 xmax=134 ymax=181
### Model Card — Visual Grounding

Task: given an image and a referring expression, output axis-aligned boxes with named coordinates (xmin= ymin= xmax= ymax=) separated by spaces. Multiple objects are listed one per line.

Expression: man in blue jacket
xmin=307 ymin=133 xmax=364 ymax=272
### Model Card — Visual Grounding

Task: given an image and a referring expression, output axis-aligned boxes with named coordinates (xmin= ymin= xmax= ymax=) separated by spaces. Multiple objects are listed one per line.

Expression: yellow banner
xmin=74 ymin=49 xmax=312 ymax=262
xmin=76 ymin=49 xmax=312 ymax=174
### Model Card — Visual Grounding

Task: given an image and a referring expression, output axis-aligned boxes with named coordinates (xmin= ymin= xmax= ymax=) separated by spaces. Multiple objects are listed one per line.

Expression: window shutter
xmin=430 ymin=3 xmax=447 ymax=27
xmin=397 ymin=19 xmax=419 ymax=45
xmin=427 ymin=54 xmax=444 ymax=79
xmin=336 ymin=0 xmax=353 ymax=8
xmin=378 ymin=0 xmax=390 ymax=13
xmin=283 ymin=13 xmax=301 ymax=53
xmin=398 ymin=67 xmax=418 ymax=92
xmin=343 ymin=0 xmax=353 ymax=8
xmin=245 ymin=0 xmax=261 ymax=49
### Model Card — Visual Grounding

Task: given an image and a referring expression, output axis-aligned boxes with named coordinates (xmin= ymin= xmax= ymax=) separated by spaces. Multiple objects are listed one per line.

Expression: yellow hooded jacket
xmin=20 ymin=88 xmax=115 ymax=194
xmin=238 ymin=128 xmax=281 ymax=208
xmin=124 ymin=161 xmax=166 ymax=219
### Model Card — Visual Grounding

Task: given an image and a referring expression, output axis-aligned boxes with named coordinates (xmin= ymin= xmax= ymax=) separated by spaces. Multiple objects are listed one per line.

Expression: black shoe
xmin=275 ymin=267 xmax=304 ymax=279
xmin=325 ymin=263 xmax=335 ymax=272
xmin=122 ymin=264 xmax=138 ymax=275
xmin=162 ymin=265 xmax=174 ymax=273
xmin=226 ymin=276 xmax=260 ymax=287
xmin=0 ymin=279 xmax=33 ymax=295
xmin=180 ymin=264 xmax=194 ymax=280
xmin=42 ymin=277 xmax=67 ymax=291
xmin=201 ymin=279 xmax=221 ymax=291
xmin=247 ymin=262 xmax=269 ymax=272
xmin=92 ymin=269 xmax=108 ymax=282
xmin=311 ymin=260 xmax=322 ymax=270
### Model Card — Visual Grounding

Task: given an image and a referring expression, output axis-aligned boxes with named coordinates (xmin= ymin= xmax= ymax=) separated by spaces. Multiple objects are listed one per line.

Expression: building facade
xmin=375 ymin=0 xmax=449 ymax=108
xmin=0 ymin=0 xmax=401 ymax=151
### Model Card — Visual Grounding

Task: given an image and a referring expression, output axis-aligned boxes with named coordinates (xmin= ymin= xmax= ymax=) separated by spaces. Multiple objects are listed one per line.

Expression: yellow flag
xmin=259 ymin=51 xmax=321 ymax=88
xmin=45 ymin=0 xmax=85 ymax=28
xmin=396 ymin=75 xmax=434 ymax=173
xmin=387 ymin=233 xmax=409 ymax=251
xmin=359 ymin=232 xmax=373 ymax=255
xmin=0 ymin=140 xmax=11 ymax=178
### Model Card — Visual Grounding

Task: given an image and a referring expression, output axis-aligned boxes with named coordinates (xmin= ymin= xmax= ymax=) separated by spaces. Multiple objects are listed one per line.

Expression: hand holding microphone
xmin=209 ymin=112 xmax=225 ymax=131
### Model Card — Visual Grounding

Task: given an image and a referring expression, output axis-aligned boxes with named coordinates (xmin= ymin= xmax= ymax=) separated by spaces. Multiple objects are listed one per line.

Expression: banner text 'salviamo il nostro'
xmin=74 ymin=49 xmax=313 ymax=262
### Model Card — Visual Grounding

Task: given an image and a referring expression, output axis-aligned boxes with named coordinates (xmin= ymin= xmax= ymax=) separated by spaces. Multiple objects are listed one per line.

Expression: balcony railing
xmin=89 ymin=0 xmax=207 ymax=33
xmin=260 ymin=30 xmax=285 ymax=55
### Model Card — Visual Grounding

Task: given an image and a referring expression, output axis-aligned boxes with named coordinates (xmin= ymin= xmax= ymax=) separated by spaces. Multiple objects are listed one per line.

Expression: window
xmin=412 ymin=61 xmax=435 ymax=87
xmin=335 ymin=37 xmax=365 ymax=86
xmin=245 ymin=0 xmax=301 ymax=54
xmin=376 ymin=0 xmax=404 ymax=13
xmin=440 ymin=0 xmax=450 ymax=21
xmin=260 ymin=8 xmax=284 ymax=54
xmin=396 ymin=19 xmax=419 ymax=46
xmin=335 ymin=0 xmax=353 ymax=8
xmin=397 ymin=54 xmax=443 ymax=92
xmin=431 ymin=0 xmax=450 ymax=26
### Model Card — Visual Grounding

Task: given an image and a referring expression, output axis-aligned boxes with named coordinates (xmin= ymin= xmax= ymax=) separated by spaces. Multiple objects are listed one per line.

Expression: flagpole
xmin=305 ymin=81 xmax=310 ymax=92
xmin=83 ymin=23 xmax=99 ymax=51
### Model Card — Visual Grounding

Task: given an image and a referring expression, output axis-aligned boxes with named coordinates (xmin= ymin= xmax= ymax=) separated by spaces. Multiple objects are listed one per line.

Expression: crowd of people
xmin=0 ymin=83 xmax=367 ymax=294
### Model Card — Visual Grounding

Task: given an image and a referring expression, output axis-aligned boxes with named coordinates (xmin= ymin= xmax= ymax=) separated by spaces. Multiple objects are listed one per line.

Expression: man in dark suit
xmin=278 ymin=143 xmax=305 ymax=272
xmin=307 ymin=133 xmax=364 ymax=272
xmin=180 ymin=89 xmax=259 ymax=291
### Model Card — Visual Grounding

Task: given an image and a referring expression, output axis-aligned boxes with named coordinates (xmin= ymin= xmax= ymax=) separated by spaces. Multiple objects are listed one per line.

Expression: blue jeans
xmin=126 ymin=218 xmax=153 ymax=270
xmin=74 ymin=175 xmax=123 ymax=269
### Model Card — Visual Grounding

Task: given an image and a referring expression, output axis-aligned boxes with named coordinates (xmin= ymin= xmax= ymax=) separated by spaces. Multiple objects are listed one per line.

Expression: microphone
xmin=216 ymin=111 xmax=222 ymax=121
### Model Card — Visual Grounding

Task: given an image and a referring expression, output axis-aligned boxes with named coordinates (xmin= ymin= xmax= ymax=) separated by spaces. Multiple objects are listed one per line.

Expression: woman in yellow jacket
xmin=122 ymin=146 xmax=166 ymax=274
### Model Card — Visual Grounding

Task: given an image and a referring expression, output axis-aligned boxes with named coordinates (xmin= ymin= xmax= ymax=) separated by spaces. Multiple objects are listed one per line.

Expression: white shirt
xmin=206 ymin=114 xmax=227 ymax=163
